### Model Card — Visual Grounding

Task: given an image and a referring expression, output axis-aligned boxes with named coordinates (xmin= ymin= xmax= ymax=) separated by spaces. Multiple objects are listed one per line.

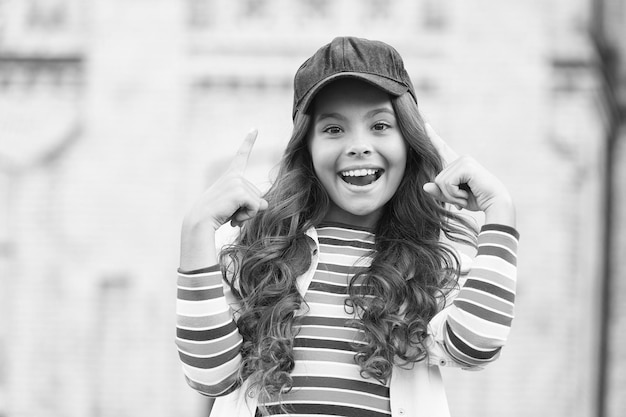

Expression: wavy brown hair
xmin=219 ymin=90 xmax=477 ymax=406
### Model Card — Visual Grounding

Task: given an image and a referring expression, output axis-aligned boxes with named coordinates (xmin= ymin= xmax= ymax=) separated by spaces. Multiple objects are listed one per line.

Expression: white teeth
xmin=341 ymin=169 xmax=379 ymax=177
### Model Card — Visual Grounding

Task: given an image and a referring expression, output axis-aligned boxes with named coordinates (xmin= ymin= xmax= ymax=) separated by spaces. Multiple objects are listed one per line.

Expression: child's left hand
xmin=422 ymin=124 xmax=516 ymax=226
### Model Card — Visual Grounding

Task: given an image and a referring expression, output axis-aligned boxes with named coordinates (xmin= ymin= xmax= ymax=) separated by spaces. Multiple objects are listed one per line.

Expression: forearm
xmin=176 ymin=265 xmax=243 ymax=396
xmin=443 ymin=224 xmax=519 ymax=367
xmin=483 ymin=195 xmax=516 ymax=228
xmin=180 ymin=216 xmax=219 ymax=271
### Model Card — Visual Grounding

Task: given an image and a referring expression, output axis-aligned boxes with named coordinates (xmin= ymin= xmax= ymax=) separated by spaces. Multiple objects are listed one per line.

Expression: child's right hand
xmin=184 ymin=129 xmax=269 ymax=232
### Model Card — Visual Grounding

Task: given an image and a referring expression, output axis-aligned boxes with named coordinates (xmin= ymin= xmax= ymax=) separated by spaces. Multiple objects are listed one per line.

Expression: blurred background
xmin=1 ymin=0 xmax=625 ymax=416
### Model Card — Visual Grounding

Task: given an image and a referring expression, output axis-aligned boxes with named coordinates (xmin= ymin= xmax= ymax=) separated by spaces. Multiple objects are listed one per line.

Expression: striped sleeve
xmin=442 ymin=224 xmax=519 ymax=368
xmin=176 ymin=265 xmax=243 ymax=396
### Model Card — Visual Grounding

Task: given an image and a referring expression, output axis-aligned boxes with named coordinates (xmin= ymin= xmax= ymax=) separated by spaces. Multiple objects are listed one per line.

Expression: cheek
xmin=394 ymin=143 xmax=409 ymax=176
xmin=309 ymin=147 xmax=323 ymax=176
xmin=388 ymin=142 xmax=409 ymax=190
xmin=308 ymin=140 xmax=321 ymax=171
xmin=310 ymin=141 xmax=336 ymax=173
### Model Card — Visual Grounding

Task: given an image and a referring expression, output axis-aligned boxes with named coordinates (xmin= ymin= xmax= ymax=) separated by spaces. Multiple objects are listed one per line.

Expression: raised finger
xmin=229 ymin=128 xmax=259 ymax=173
xmin=425 ymin=123 xmax=459 ymax=166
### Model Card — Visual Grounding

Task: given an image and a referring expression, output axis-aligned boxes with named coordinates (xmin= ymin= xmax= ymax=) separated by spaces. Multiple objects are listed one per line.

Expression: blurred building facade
xmin=0 ymin=0 xmax=624 ymax=416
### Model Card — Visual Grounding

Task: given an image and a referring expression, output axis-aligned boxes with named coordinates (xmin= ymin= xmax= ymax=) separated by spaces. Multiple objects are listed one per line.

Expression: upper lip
xmin=338 ymin=165 xmax=383 ymax=174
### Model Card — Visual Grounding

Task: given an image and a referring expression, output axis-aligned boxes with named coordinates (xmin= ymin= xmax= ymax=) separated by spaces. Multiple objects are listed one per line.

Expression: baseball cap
xmin=292 ymin=36 xmax=417 ymax=119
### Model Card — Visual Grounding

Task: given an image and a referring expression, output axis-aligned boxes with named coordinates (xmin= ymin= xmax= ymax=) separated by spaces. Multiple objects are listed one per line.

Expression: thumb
xmin=423 ymin=182 xmax=463 ymax=211
xmin=423 ymin=182 xmax=444 ymax=199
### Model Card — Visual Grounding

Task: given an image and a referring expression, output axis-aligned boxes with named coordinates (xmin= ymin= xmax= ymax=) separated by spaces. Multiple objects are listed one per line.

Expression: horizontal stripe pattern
xmin=266 ymin=224 xmax=390 ymax=417
xmin=176 ymin=269 xmax=242 ymax=396
xmin=444 ymin=225 xmax=519 ymax=367
xmin=264 ymin=403 xmax=390 ymax=417
xmin=175 ymin=222 xmax=519 ymax=410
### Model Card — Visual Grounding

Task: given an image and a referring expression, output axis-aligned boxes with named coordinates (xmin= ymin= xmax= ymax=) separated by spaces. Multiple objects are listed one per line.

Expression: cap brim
xmin=294 ymin=72 xmax=410 ymax=118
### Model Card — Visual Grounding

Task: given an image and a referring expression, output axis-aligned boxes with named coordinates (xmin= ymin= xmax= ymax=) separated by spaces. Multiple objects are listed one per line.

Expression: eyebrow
xmin=315 ymin=112 xmax=347 ymax=123
xmin=315 ymin=107 xmax=395 ymax=123
xmin=364 ymin=107 xmax=395 ymax=119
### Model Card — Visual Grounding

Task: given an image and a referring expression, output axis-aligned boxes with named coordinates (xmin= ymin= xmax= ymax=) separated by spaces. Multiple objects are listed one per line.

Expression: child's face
xmin=308 ymin=79 xmax=407 ymax=228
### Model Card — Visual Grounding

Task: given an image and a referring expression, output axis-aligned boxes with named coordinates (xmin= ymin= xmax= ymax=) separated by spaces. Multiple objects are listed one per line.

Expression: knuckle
xmin=235 ymin=148 xmax=249 ymax=159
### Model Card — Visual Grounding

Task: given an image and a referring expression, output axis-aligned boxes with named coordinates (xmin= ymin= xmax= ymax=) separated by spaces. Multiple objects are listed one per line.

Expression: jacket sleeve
xmin=427 ymin=224 xmax=519 ymax=369
xmin=176 ymin=264 xmax=243 ymax=396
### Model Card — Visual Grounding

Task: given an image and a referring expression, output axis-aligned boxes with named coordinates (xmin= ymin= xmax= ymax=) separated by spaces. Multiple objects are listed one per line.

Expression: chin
xmin=350 ymin=208 xmax=379 ymax=217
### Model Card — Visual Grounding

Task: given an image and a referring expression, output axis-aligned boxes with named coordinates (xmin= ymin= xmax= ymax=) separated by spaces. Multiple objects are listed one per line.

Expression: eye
xmin=323 ymin=125 xmax=343 ymax=135
xmin=372 ymin=121 xmax=391 ymax=132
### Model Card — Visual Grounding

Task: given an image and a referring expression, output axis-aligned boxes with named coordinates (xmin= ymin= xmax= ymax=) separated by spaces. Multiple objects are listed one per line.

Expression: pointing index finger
xmin=229 ymin=129 xmax=258 ymax=173
xmin=425 ymin=123 xmax=458 ymax=166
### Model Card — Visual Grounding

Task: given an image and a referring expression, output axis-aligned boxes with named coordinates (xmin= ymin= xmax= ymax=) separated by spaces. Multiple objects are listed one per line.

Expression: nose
xmin=346 ymin=134 xmax=373 ymax=157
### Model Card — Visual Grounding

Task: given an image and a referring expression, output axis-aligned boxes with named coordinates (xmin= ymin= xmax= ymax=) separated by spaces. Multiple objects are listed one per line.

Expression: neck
xmin=322 ymin=202 xmax=381 ymax=229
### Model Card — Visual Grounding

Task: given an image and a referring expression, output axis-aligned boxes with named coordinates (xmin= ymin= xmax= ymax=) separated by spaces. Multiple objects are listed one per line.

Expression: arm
xmin=176 ymin=265 xmax=243 ymax=396
xmin=176 ymin=130 xmax=267 ymax=395
xmin=423 ymin=124 xmax=519 ymax=368
xmin=434 ymin=223 xmax=519 ymax=368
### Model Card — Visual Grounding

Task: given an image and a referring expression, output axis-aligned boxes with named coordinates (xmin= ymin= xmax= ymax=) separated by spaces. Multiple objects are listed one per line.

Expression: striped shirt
xmin=262 ymin=223 xmax=388 ymax=417
xmin=176 ymin=223 xmax=519 ymax=415
xmin=443 ymin=224 xmax=518 ymax=366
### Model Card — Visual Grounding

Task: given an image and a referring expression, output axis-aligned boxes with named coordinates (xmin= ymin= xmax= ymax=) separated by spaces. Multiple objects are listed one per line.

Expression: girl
xmin=177 ymin=37 xmax=518 ymax=417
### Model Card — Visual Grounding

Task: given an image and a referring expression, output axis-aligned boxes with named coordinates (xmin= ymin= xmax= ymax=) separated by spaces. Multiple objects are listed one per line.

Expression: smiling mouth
xmin=339 ymin=168 xmax=384 ymax=186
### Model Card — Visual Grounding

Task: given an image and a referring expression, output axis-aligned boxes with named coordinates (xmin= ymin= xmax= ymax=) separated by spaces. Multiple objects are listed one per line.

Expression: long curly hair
xmin=219 ymin=91 xmax=477 ymax=405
